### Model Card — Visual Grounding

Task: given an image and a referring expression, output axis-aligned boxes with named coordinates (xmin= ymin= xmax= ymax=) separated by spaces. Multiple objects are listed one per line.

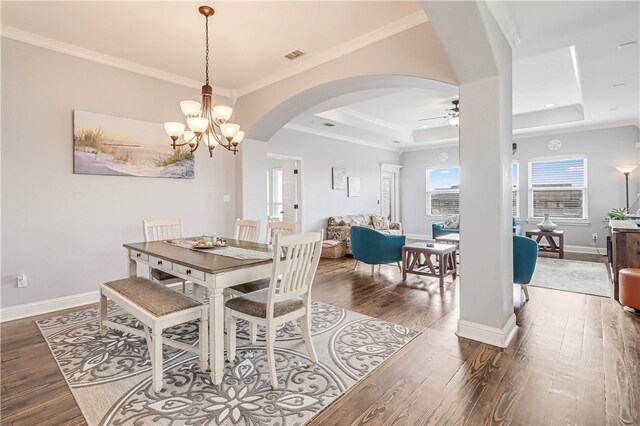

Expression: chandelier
xmin=164 ymin=5 xmax=244 ymax=157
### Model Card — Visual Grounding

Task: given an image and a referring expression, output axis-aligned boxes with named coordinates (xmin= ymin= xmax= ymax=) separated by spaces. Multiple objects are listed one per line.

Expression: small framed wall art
xmin=347 ymin=176 xmax=361 ymax=197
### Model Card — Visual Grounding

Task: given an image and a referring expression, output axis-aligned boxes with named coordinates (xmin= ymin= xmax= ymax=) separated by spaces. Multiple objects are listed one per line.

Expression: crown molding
xmin=283 ymin=123 xmax=399 ymax=152
xmin=1 ymin=25 xmax=232 ymax=97
xmin=236 ymin=10 xmax=429 ymax=98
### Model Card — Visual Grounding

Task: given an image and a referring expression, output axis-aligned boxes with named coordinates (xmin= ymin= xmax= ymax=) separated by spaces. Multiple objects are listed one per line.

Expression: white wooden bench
xmin=99 ymin=276 xmax=208 ymax=392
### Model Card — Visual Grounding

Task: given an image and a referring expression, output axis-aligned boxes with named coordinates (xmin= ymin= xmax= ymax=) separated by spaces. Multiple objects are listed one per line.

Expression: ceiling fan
xmin=418 ymin=100 xmax=460 ymax=126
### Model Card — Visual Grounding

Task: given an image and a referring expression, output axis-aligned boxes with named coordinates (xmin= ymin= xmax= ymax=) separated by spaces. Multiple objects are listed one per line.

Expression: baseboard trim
xmin=456 ymin=314 xmax=517 ymax=348
xmin=0 ymin=290 xmax=100 ymax=323
xmin=0 ymin=282 xmax=185 ymax=323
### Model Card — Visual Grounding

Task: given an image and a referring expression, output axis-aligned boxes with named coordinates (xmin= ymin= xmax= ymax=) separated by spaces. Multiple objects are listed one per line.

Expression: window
xmin=268 ymin=168 xmax=283 ymax=220
xmin=426 ymin=167 xmax=460 ymax=215
xmin=512 ymin=162 xmax=519 ymax=217
xmin=528 ymin=157 xmax=587 ymax=219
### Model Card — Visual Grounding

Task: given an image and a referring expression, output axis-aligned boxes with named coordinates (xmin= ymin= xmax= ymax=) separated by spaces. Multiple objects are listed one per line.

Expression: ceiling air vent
xmin=322 ymin=122 xmax=336 ymax=127
xmin=284 ymin=50 xmax=305 ymax=60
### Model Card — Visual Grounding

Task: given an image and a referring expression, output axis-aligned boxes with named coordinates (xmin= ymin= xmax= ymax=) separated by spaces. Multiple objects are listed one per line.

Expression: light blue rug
xmin=529 ymin=257 xmax=611 ymax=297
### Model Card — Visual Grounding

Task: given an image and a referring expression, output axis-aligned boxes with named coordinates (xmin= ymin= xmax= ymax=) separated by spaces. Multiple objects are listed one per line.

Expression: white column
xmin=239 ymin=138 xmax=268 ymax=237
xmin=456 ymin=72 xmax=516 ymax=347
xmin=422 ymin=1 xmax=516 ymax=347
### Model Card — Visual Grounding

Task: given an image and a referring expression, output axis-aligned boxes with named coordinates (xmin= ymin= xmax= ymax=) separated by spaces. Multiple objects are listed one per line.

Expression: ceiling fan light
xmin=212 ymin=105 xmax=233 ymax=122
xmin=180 ymin=100 xmax=201 ymax=116
xmin=164 ymin=122 xmax=185 ymax=137
xmin=221 ymin=123 xmax=240 ymax=140
xmin=448 ymin=116 xmax=460 ymax=127
xmin=187 ymin=117 xmax=209 ymax=133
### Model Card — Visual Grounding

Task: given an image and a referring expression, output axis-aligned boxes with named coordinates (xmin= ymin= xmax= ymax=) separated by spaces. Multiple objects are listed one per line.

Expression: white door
xmin=282 ymin=161 xmax=299 ymax=224
xmin=381 ymin=171 xmax=395 ymax=221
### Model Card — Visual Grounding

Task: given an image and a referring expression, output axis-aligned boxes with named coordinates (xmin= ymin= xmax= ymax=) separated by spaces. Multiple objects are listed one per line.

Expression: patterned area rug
xmin=529 ymin=257 xmax=611 ymax=297
xmin=38 ymin=300 xmax=419 ymax=425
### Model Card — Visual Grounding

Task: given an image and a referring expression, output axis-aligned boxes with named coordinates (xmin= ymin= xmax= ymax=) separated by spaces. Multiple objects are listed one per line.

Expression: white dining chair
xmin=266 ymin=220 xmax=297 ymax=245
xmin=143 ymin=218 xmax=188 ymax=293
xmin=236 ymin=218 xmax=261 ymax=242
xmin=225 ymin=230 xmax=324 ymax=388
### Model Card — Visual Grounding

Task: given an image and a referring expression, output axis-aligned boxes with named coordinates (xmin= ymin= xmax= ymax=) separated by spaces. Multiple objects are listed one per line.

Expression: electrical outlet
xmin=223 ymin=195 xmax=231 ymax=203
xmin=17 ymin=273 xmax=28 ymax=288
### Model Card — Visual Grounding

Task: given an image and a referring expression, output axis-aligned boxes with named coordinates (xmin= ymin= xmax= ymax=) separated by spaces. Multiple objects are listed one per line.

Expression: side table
xmin=525 ymin=229 xmax=564 ymax=259
xmin=402 ymin=242 xmax=457 ymax=286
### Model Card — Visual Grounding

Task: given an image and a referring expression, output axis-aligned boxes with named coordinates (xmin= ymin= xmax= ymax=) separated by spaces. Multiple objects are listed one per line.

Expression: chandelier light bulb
xmin=221 ymin=123 xmax=240 ymax=140
xmin=204 ymin=134 xmax=219 ymax=148
xmin=187 ymin=117 xmax=209 ymax=133
xmin=180 ymin=100 xmax=202 ymax=117
xmin=213 ymin=105 xmax=233 ymax=122
xmin=164 ymin=122 xmax=185 ymax=138
xmin=183 ymin=130 xmax=196 ymax=144
xmin=231 ymin=130 xmax=245 ymax=145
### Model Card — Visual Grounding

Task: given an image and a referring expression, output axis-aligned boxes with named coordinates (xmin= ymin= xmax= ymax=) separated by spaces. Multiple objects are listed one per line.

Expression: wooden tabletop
xmin=526 ymin=229 xmax=564 ymax=235
xmin=124 ymin=238 xmax=273 ymax=274
xmin=404 ymin=242 xmax=456 ymax=253
xmin=609 ymin=220 xmax=640 ymax=233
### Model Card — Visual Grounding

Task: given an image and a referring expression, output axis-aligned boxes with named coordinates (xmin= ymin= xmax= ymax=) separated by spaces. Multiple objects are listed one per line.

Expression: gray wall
xmin=400 ymin=145 xmax=460 ymax=236
xmin=1 ymin=38 xmax=237 ymax=308
xmin=399 ymin=125 xmax=640 ymax=249
xmin=267 ymin=128 xmax=401 ymax=232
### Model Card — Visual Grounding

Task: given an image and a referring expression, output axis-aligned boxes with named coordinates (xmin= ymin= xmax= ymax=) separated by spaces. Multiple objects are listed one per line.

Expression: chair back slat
xmin=236 ymin=218 xmax=261 ymax=242
xmin=143 ymin=219 xmax=183 ymax=242
xmin=266 ymin=220 xmax=297 ymax=245
xmin=267 ymin=231 xmax=323 ymax=309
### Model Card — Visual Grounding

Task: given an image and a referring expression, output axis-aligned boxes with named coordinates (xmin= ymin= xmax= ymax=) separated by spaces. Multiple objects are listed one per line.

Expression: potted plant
xmin=606 ymin=207 xmax=627 ymax=222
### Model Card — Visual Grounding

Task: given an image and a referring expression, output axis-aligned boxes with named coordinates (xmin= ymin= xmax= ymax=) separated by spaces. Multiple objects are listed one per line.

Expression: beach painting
xmin=73 ymin=110 xmax=194 ymax=179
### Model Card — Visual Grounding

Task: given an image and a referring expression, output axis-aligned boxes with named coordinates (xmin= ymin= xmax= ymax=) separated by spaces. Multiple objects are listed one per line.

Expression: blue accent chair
xmin=350 ymin=226 xmax=406 ymax=276
xmin=432 ymin=217 xmax=521 ymax=239
xmin=513 ymin=235 xmax=538 ymax=300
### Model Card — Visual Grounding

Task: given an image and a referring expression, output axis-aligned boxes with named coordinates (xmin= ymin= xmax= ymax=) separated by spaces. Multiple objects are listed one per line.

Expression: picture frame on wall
xmin=332 ymin=167 xmax=346 ymax=190
xmin=73 ymin=110 xmax=195 ymax=179
xmin=347 ymin=176 xmax=361 ymax=197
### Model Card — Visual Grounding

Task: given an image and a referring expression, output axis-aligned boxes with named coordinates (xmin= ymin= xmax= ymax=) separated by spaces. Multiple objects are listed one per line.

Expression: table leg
xmin=559 ymin=235 xmax=564 ymax=259
xmin=128 ymin=253 xmax=137 ymax=278
xmin=402 ymin=249 xmax=407 ymax=280
xmin=209 ymin=285 xmax=225 ymax=385
xmin=438 ymin=253 xmax=444 ymax=286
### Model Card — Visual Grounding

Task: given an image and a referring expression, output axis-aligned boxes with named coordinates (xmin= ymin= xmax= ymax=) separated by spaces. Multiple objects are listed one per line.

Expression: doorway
xmin=380 ymin=164 xmax=402 ymax=222
xmin=267 ymin=154 xmax=303 ymax=231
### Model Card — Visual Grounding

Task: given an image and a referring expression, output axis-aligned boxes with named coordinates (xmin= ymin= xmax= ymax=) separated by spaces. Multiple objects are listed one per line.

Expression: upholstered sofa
xmin=327 ymin=214 xmax=402 ymax=254
xmin=432 ymin=216 xmax=521 ymax=239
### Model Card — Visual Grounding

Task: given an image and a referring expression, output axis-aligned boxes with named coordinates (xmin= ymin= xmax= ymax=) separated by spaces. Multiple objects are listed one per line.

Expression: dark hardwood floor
xmin=2 ymin=255 xmax=638 ymax=425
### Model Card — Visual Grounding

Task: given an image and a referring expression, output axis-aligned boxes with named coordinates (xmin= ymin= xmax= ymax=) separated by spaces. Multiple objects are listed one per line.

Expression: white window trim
xmin=426 ymin=166 xmax=460 ymax=218
xmin=527 ymin=155 xmax=589 ymax=224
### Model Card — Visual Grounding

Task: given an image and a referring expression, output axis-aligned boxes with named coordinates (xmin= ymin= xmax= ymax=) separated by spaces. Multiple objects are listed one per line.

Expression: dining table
xmin=123 ymin=238 xmax=273 ymax=384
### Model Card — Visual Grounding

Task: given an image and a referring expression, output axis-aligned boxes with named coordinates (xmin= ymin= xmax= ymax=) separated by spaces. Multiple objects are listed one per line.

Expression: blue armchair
xmin=513 ymin=235 xmax=538 ymax=300
xmin=350 ymin=226 xmax=406 ymax=276
xmin=432 ymin=217 xmax=521 ymax=239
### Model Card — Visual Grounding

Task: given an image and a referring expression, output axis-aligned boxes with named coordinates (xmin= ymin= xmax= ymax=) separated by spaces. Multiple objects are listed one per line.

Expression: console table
xmin=609 ymin=220 xmax=640 ymax=301
xmin=525 ymin=229 xmax=564 ymax=259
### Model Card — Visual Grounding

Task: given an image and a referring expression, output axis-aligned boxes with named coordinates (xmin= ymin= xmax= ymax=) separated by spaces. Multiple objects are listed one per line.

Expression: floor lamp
xmin=616 ymin=165 xmax=638 ymax=211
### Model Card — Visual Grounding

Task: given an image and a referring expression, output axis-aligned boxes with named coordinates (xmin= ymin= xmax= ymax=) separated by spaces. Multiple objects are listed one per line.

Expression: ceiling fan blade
xmin=418 ymin=115 xmax=447 ymax=121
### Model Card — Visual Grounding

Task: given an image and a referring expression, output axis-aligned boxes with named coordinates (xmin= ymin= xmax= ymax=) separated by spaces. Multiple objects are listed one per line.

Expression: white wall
xmin=263 ymin=128 xmax=401 ymax=232
xmin=400 ymin=125 xmax=640 ymax=248
xmin=1 ymin=38 xmax=237 ymax=308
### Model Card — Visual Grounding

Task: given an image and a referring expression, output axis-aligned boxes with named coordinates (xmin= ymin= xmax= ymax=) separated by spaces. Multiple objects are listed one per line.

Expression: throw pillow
xmin=372 ymin=215 xmax=390 ymax=230
xmin=442 ymin=214 xmax=459 ymax=229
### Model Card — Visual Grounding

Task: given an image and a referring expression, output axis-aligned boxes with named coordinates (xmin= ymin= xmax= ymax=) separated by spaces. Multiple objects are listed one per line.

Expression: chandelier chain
xmin=205 ymin=15 xmax=210 ymax=85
